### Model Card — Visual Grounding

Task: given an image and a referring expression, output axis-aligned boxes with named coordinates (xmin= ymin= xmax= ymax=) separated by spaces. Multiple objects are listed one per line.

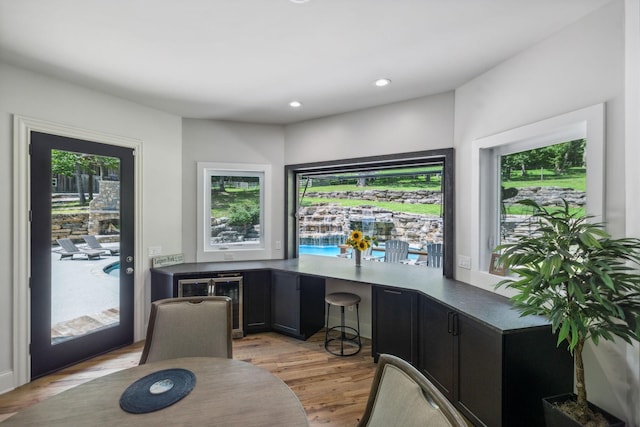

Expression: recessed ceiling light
xmin=289 ymin=101 xmax=302 ymax=108
xmin=374 ymin=78 xmax=392 ymax=87
xmin=289 ymin=0 xmax=310 ymax=3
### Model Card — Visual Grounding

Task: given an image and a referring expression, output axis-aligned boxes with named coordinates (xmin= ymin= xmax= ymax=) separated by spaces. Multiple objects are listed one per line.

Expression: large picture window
xmin=285 ymin=149 xmax=455 ymax=278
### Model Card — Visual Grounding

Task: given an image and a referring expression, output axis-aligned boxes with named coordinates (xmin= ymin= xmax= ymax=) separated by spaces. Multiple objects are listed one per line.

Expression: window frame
xmin=197 ymin=162 xmax=272 ymax=261
xmin=285 ymin=149 xmax=455 ymax=278
xmin=472 ymin=104 xmax=605 ymax=276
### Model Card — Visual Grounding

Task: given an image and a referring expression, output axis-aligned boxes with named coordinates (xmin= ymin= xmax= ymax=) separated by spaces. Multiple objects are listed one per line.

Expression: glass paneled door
xmin=30 ymin=132 xmax=135 ymax=379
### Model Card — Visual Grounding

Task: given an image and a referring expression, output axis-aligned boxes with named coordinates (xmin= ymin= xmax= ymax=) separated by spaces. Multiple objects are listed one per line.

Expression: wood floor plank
xmin=0 ymin=332 xmax=376 ymax=426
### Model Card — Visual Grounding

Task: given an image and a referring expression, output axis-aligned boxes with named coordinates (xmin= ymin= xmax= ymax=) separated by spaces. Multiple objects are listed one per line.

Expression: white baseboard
xmin=0 ymin=370 xmax=15 ymax=395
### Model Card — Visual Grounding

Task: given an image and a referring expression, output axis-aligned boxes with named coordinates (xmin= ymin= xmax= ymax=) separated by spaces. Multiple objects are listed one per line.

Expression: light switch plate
xmin=458 ymin=255 xmax=471 ymax=269
xmin=148 ymin=246 xmax=162 ymax=257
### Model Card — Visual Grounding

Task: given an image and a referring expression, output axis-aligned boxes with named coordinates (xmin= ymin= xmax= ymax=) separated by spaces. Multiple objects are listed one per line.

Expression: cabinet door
xmin=298 ymin=275 xmax=326 ymax=339
xmin=457 ymin=314 xmax=502 ymax=427
xmin=418 ymin=295 xmax=455 ymax=401
xmin=243 ymin=270 xmax=271 ymax=333
xmin=372 ymin=286 xmax=417 ymax=364
xmin=271 ymin=271 xmax=301 ymax=336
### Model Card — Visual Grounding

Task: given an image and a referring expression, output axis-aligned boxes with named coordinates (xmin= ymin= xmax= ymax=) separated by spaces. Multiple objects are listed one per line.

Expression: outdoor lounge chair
xmin=56 ymin=238 xmax=105 ymax=260
xmin=83 ymin=235 xmax=120 ymax=255
xmin=383 ymin=240 xmax=409 ymax=263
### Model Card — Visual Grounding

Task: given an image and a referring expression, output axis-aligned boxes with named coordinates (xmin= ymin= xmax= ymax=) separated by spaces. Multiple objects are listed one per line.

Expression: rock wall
xmin=298 ymin=204 xmax=443 ymax=247
xmin=304 ymin=189 xmax=442 ymax=205
xmin=51 ymin=213 xmax=89 ymax=243
xmin=503 ymin=186 xmax=586 ymax=206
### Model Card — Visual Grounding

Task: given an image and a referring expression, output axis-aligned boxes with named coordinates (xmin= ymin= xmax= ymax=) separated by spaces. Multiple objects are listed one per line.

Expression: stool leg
xmin=356 ymin=303 xmax=361 ymax=349
xmin=324 ymin=303 xmax=330 ymax=349
xmin=340 ymin=306 xmax=346 ymax=356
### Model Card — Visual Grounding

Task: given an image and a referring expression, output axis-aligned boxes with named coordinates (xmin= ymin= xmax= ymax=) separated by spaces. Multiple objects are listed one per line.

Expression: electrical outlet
xmin=275 ymin=240 xmax=281 ymax=250
xmin=458 ymin=255 xmax=471 ymax=269
xmin=224 ymin=253 xmax=234 ymax=261
xmin=348 ymin=305 xmax=354 ymax=312
xmin=148 ymin=246 xmax=162 ymax=257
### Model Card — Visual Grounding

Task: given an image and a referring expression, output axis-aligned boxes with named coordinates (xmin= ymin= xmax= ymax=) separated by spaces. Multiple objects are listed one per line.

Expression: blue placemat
xmin=119 ymin=368 xmax=196 ymax=414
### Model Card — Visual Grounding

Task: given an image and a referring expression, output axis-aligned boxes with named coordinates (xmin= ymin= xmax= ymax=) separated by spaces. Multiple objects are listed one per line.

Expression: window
xmin=473 ymin=104 xmax=604 ymax=275
xmin=498 ymin=139 xmax=586 ymax=246
xmin=285 ymin=149 xmax=455 ymax=278
xmin=197 ymin=162 xmax=271 ymax=261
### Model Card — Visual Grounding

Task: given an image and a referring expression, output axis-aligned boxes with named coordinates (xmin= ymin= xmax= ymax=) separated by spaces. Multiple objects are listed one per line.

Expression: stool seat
xmin=325 ymin=292 xmax=361 ymax=307
xmin=324 ymin=292 xmax=361 ymax=357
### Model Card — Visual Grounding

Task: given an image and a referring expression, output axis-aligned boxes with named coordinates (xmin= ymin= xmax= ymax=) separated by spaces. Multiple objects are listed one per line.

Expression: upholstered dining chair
xmin=357 ymin=354 xmax=468 ymax=427
xmin=139 ymin=296 xmax=233 ymax=364
xmin=383 ymin=239 xmax=409 ymax=263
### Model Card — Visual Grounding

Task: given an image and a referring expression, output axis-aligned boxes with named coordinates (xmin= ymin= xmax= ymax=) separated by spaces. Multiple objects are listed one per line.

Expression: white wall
xmin=181 ymin=118 xmax=286 ymax=262
xmin=455 ymin=1 xmax=638 ymax=424
xmin=0 ymin=62 xmax=183 ymax=392
xmin=284 ymin=92 xmax=454 ymax=164
xmin=625 ymin=1 xmax=640 ymax=424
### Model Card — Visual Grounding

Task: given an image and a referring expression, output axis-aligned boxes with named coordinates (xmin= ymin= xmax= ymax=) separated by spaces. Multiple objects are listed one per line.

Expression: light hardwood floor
xmin=0 ymin=331 xmax=377 ymax=426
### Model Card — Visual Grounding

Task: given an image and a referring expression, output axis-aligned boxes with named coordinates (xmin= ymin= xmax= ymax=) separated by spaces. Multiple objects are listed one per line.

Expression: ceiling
xmin=0 ymin=0 xmax=613 ymax=124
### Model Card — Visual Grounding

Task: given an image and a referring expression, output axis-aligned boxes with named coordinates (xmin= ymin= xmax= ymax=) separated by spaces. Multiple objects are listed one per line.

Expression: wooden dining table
xmin=1 ymin=357 xmax=309 ymax=426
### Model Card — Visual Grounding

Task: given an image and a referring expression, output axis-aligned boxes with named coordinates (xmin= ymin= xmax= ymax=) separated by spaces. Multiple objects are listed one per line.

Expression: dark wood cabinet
xmin=242 ymin=270 xmax=271 ymax=333
xmin=371 ymin=286 xmax=417 ymax=364
xmin=418 ymin=294 xmax=572 ymax=427
xmin=151 ymin=258 xmax=573 ymax=426
xmin=418 ymin=294 xmax=454 ymax=400
xmin=271 ymin=271 xmax=325 ymax=340
xmin=150 ymin=268 xmax=272 ymax=336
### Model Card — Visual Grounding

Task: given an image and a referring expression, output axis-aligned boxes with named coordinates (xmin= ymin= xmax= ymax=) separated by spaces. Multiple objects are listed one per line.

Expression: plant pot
xmin=543 ymin=394 xmax=625 ymax=427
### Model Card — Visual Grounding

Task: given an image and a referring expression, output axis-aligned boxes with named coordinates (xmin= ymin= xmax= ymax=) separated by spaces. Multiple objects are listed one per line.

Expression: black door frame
xmin=30 ymin=131 xmax=135 ymax=379
xmin=11 ymin=115 xmax=142 ymax=386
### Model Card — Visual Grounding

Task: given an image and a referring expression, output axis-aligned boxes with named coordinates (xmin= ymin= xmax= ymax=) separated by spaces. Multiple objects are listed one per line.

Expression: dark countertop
xmin=151 ymin=255 xmax=550 ymax=334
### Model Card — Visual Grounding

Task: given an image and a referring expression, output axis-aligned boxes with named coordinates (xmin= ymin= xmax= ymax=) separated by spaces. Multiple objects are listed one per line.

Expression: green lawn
xmin=501 ymin=168 xmax=585 ymax=191
xmin=302 ymin=197 xmax=442 ymax=216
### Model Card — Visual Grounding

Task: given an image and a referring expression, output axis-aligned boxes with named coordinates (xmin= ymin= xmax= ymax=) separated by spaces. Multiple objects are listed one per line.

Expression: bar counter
xmin=152 ymin=254 xmax=548 ymax=334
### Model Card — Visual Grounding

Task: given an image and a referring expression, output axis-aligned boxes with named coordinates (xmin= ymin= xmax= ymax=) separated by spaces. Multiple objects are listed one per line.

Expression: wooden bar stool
xmin=324 ymin=292 xmax=361 ymax=356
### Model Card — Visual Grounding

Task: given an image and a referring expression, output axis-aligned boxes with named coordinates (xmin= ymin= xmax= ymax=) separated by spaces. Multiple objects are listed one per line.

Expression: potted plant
xmin=495 ymin=199 xmax=640 ymax=426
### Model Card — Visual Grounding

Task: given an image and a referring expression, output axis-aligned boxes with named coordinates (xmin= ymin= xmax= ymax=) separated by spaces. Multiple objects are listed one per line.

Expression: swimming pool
xmin=298 ymin=245 xmax=342 ymax=257
xmin=103 ymin=262 xmax=120 ymax=277
xmin=299 ymin=244 xmax=418 ymax=260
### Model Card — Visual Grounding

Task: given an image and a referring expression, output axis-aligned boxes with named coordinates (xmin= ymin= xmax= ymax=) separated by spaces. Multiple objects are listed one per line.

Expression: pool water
xmin=298 ymin=245 xmax=342 ymax=257
xmin=103 ymin=262 xmax=120 ymax=277
xmin=299 ymin=244 xmax=418 ymax=260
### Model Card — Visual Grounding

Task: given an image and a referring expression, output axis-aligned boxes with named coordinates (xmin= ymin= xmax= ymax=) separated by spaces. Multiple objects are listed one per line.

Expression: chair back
xmin=426 ymin=242 xmax=443 ymax=268
xmin=57 ymin=238 xmax=80 ymax=253
xmin=383 ymin=240 xmax=409 ymax=263
xmin=357 ymin=354 xmax=467 ymax=427
xmin=82 ymin=235 xmax=101 ymax=249
xmin=139 ymin=296 xmax=233 ymax=364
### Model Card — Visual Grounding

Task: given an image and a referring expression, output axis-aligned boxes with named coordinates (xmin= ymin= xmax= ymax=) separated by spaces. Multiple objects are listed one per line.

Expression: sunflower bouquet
xmin=346 ymin=230 xmax=378 ymax=252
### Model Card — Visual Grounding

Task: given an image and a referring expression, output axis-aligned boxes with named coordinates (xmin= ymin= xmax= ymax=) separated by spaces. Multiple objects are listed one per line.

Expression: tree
xmin=496 ymin=199 xmax=640 ymax=425
xmin=51 ymin=150 xmax=120 ymax=204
